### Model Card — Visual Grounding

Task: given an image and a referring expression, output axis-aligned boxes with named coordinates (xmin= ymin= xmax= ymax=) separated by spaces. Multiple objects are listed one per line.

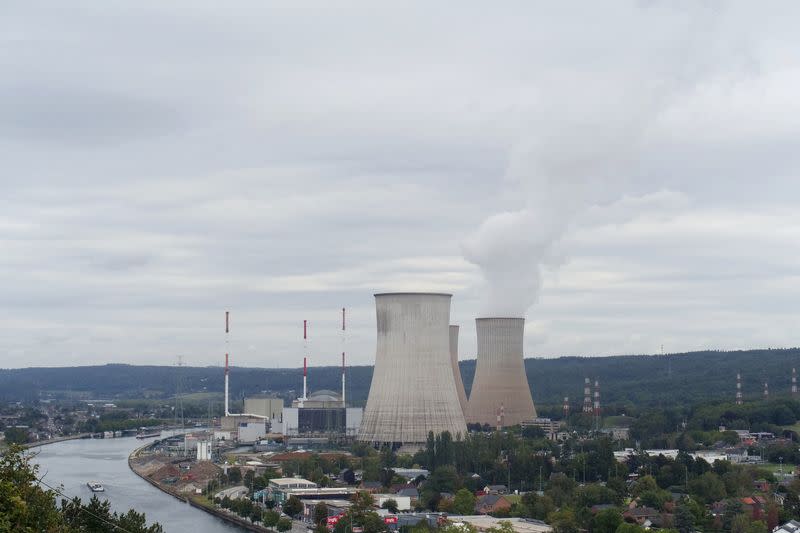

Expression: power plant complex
xmin=220 ymin=292 xmax=543 ymax=449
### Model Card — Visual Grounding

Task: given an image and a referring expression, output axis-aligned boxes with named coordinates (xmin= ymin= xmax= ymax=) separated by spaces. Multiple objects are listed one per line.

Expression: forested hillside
xmin=2 ymin=348 xmax=798 ymax=410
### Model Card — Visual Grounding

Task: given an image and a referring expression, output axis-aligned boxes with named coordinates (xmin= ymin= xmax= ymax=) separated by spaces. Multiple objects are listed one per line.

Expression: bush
xmin=277 ymin=517 xmax=293 ymax=532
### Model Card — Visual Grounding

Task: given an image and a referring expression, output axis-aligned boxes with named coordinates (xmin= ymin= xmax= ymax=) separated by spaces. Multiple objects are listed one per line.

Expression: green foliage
xmin=381 ymin=498 xmax=399 ymax=514
xmin=3 ymin=427 xmax=30 ymax=445
xmin=0 ymin=445 xmax=162 ymax=532
xmin=276 ymin=517 xmax=293 ymax=532
xmin=615 ymin=524 xmax=646 ymax=533
xmin=548 ymin=508 xmax=579 ymax=533
xmin=314 ymin=502 xmax=330 ymax=525
xmin=263 ymin=509 xmax=281 ymax=527
xmin=688 ymin=471 xmax=727 ymax=504
xmin=593 ymin=508 xmax=623 ymax=533
xmin=453 ymin=488 xmax=476 ymax=515
xmin=283 ymin=495 xmax=303 ymax=517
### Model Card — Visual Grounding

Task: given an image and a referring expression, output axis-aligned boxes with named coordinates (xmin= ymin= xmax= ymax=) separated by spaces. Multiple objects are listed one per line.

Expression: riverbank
xmin=24 ymin=433 xmax=91 ymax=449
xmin=128 ymin=441 xmax=273 ymax=533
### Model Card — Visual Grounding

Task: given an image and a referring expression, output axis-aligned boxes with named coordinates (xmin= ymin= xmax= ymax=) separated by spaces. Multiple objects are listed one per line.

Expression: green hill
xmin=1 ymin=348 xmax=798 ymax=411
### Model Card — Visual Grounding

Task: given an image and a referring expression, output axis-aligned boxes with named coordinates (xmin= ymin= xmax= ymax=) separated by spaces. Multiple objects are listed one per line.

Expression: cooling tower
xmin=450 ymin=325 xmax=469 ymax=414
xmin=465 ymin=317 xmax=537 ymax=427
xmin=358 ymin=293 xmax=468 ymax=445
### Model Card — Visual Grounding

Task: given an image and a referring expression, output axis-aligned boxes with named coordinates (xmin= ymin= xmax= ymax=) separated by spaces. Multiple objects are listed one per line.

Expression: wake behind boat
xmin=86 ymin=481 xmax=105 ymax=492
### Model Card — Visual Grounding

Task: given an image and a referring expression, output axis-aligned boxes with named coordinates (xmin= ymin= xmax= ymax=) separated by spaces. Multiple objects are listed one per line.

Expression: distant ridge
xmin=2 ymin=347 xmax=799 ymax=410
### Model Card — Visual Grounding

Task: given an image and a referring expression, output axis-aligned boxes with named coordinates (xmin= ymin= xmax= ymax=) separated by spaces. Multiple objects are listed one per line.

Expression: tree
xmin=689 ymin=471 xmax=726 ymax=504
xmin=250 ymin=507 xmax=262 ymax=524
xmin=548 ymin=508 xmax=579 ymax=533
xmin=283 ymin=495 xmax=303 ymax=517
xmin=263 ymin=510 xmax=281 ymax=527
xmin=315 ymin=502 xmax=330 ymax=525
xmin=615 ymin=524 xmax=646 ymax=533
xmin=343 ymin=469 xmax=357 ymax=485
xmin=593 ymin=508 xmax=623 ymax=533
xmin=381 ymin=499 xmax=399 ymax=514
xmin=277 ymin=517 xmax=293 ymax=532
xmin=3 ymin=427 xmax=29 ymax=445
xmin=453 ymin=488 xmax=477 ymax=515
xmin=228 ymin=467 xmax=242 ymax=485
xmin=675 ymin=503 xmax=694 ymax=533
xmin=0 ymin=445 xmax=163 ymax=533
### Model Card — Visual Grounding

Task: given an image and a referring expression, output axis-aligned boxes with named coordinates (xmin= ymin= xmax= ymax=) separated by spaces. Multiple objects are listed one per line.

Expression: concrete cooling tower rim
xmin=375 ymin=292 xmax=453 ymax=297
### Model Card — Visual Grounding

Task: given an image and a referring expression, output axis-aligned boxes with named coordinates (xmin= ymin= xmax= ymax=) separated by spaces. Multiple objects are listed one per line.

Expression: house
xmin=740 ymin=496 xmax=767 ymax=520
xmin=753 ymin=479 xmax=770 ymax=492
xmin=360 ymin=481 xmax=383 ymax=493
xmin=623 ymin=506 xmax=661 ymax=525
xmin=396 ymin=486 xmax=420 ymax=499
xmin=484 ymin=484 xmax=508 ymax=495
xmin=475 ymin=494 xmax=513 ymax=515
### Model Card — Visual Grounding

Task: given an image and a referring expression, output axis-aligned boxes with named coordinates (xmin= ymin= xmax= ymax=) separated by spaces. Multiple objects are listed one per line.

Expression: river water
xmin=32 ymin=434 xmax=244 ymax=532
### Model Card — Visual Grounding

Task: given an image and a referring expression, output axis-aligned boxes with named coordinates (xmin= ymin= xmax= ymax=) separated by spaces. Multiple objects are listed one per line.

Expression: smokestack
xmin=449 ymin=325 xmax=469 ymax=414
xmin=224 ymin=311 xmax=230 ymax=417
xmin=563 ymin=396 xmax=570 ymax=419
xmin=793 ymin=368 xmax=797 ymax=396
xmin=465 ymin=318 xmax=537 ymax=427
xmin=358 ymin=293 xmax=467 ymax=445
xmin=736 ymin=372 xmax=743 ymax=405
xmin=301 ymin=320 xmax=308 ymax=407
xmin=764 ymin=379 xmax=769 ymax=399
xmin=583 ymin=377 xmax=592 ymax=413
xmin=342 ymin=308 xmax=346 ymax=406
xmin=224 ymin=352 xmax=229 ymax=416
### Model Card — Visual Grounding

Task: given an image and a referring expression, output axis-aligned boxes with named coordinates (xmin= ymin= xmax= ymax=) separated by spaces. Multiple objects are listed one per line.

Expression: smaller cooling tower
xmin=358 ymin=293 xmax=468 ymax=445
xmin=450 ymin=325 xmax=469 ymax=414
xmin=465 ymin=317 xmax=537 ymax=427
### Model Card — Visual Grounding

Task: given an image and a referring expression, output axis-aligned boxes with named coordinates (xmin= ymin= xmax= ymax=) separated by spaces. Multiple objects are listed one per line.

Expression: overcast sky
xmin=2 ymin=2 xmax=799 ymax=369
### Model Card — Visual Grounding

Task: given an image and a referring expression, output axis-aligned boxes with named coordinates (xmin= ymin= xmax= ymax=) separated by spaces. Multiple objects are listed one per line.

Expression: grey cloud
xmin=1 ymin=2 xmax=799 ymax=367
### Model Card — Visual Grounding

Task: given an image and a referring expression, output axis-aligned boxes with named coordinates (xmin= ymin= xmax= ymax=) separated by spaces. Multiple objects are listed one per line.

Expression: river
xmin=32 ymin=434 xmax=244 ymax=532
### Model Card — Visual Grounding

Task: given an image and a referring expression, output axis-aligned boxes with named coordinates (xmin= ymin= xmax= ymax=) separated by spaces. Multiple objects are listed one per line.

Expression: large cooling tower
xmin=450 ymin=325 xmax=469 ymax=414
xmin=465 ymin=317 xmax=537 ymax=427
xmin=358 ymin=293 xmax=468 ymax=445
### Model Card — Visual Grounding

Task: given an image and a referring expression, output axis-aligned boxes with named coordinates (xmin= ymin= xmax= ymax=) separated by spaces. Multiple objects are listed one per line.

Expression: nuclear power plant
xmin=358 ymin=293 xmax=468 ymax=446
xmin=450 ymin=325 xmax=469 ymax=414
xmin=465 ymin=318 xmax=537 ymax=427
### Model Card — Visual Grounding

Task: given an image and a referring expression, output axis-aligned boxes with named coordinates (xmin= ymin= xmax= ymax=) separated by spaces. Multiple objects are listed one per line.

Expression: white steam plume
xmin=462 ymin=3 xmax=728 ymax=317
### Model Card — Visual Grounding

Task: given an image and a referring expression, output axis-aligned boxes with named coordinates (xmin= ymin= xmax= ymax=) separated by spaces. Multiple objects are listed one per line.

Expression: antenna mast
xmin=341 ymin=307 xmax=346 ymax=406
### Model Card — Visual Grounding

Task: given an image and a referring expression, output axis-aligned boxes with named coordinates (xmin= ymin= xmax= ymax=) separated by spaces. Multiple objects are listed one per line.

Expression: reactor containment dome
xmin=465 ymin=317 xmax=537 ymax=427
xmin=358 ymin=293 xmax=468 ymax=446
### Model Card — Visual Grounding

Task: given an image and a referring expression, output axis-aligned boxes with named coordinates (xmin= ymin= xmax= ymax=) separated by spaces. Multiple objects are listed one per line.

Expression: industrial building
xmin=466 ymin=318 xmax=537 ymax=427
xmin=283 ymin=389 xmax=363 ymax=437
xmin=266 ymin=477 xmax=358 ymax=504
xmin=450 ymin=325 xmax=469 ymax=414
xmin=358 ymin=292 xmax=468 ymax=447
xmin=244 ymin=395 xmax=284 ymax=421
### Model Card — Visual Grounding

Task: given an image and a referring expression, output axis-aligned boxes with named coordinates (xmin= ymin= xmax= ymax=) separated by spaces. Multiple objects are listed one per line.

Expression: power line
xmin=35 ymin=476 xmax=140 ymax=533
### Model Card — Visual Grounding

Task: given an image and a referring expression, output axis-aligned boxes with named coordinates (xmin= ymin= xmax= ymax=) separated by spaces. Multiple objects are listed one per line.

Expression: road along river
xmin=32 ymin=434 xmax=244 ymax=532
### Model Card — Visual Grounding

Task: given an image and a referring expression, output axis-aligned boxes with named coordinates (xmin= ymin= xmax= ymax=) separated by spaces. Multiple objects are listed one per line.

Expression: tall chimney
xmin=342 ymin=308 xmax=346 ymax=406
xmin=793 ymin=368 xmax=797 ymax=396
xmin=224 ymin=311 xmax=230 ymax=416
